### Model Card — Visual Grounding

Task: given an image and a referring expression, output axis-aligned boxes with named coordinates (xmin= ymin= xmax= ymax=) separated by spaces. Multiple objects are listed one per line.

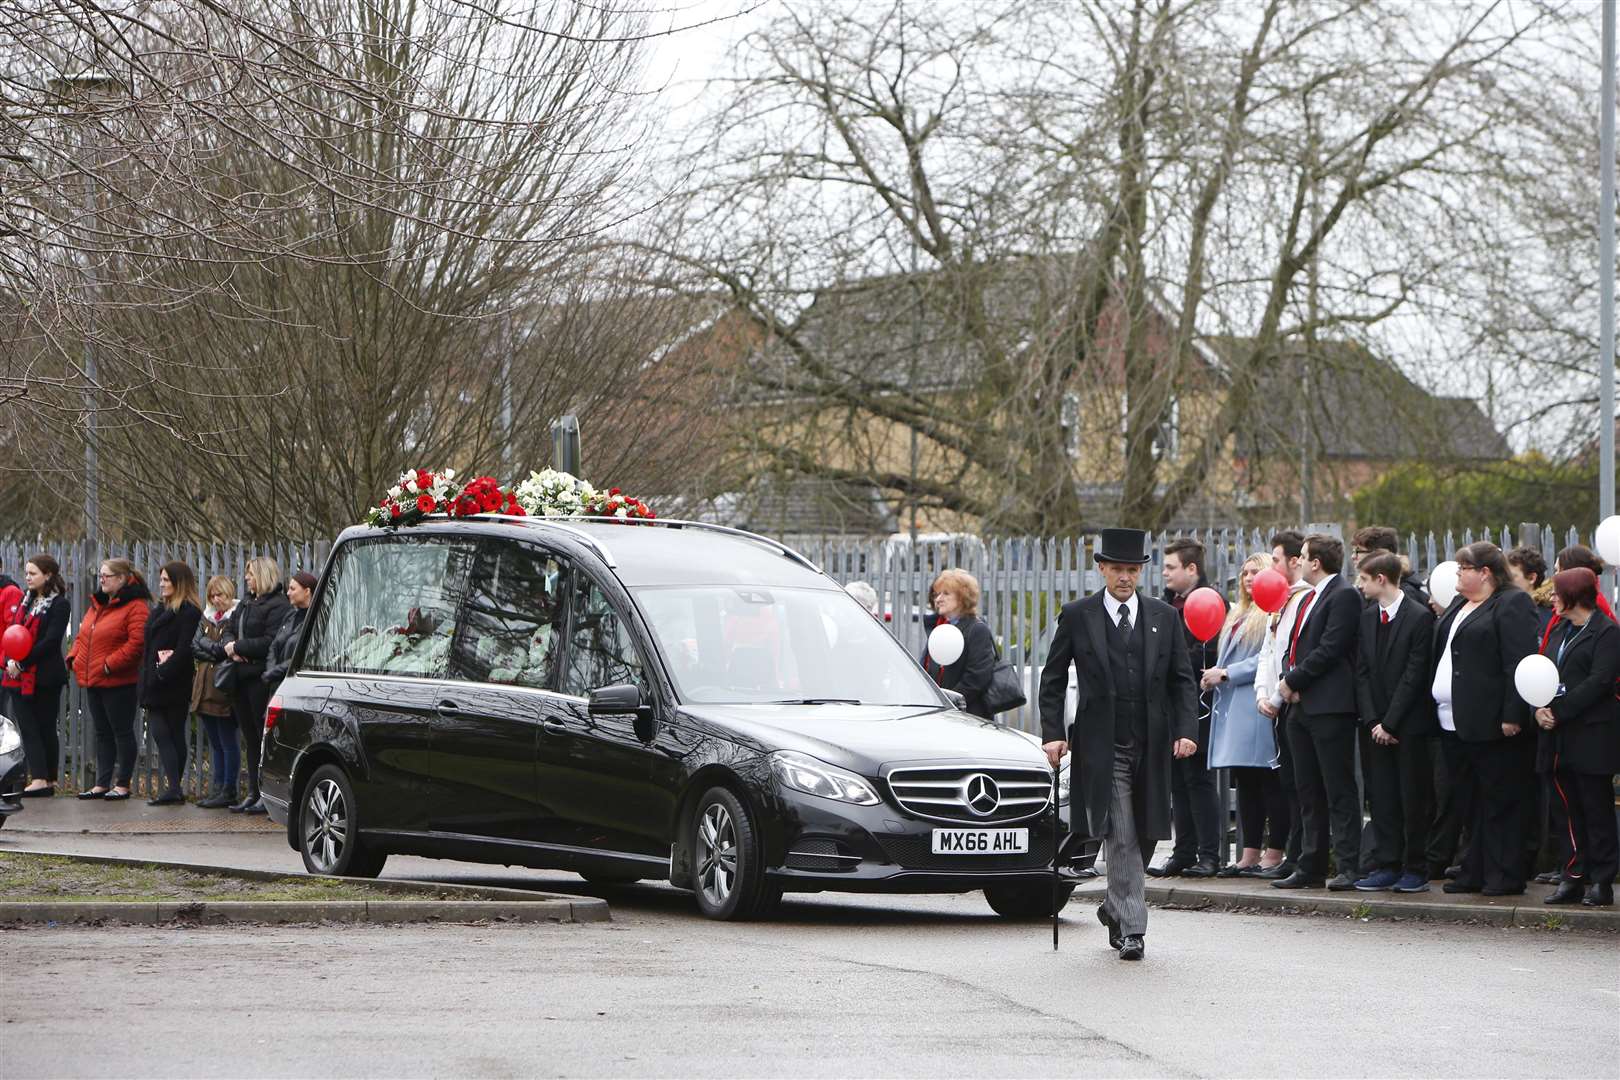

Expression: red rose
xmin=417 ymin=470 xmax=432 ymax=489
xmin=417 ymin=494 xmax=436 ymax=513
xmin=390 ymin=505 xmax=402 ymax=519
xmin=609 ymin=487 xmax=621 ymax=496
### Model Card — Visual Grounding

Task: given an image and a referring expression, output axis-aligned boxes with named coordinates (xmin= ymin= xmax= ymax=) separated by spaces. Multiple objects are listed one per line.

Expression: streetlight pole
xmin=1602 ymin=1 xmax=1616 ymax=584
xmin=49 ymin=71 xmax=120 ymax=552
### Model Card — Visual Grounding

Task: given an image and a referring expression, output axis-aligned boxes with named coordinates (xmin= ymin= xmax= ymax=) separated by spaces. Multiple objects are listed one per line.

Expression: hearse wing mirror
xmin=942 ymin=689 xmax=966 ymax=711
xmin=588 ymin=683 xmax=657 ymax=742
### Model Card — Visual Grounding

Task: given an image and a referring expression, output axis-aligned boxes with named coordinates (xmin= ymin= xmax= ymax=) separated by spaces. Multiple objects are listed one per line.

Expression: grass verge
xmin=0 ymin=852 xmax=396 ymax=903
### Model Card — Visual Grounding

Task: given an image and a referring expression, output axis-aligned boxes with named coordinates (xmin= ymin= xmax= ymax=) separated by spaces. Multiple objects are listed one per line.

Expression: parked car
xmin=260 ymin=517 xmax=1078 ymax=919
xmin=0 ymin=713 xmax=25 ymax=829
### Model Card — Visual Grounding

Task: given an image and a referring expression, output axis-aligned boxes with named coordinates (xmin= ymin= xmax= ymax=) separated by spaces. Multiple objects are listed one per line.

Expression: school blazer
xmin=1354 ymin=595 xmax=1437 ymax=736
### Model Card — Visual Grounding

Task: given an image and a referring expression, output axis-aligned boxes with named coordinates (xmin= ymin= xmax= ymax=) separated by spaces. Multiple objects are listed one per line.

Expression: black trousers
xmin=16 ymin=684 xmax=63 ymax=783
xmin=1233 ymin=766 xmax=1290 ymax=850
xmin=1274 ymin=709 xmax=1311 ymax=866
xmin=1359 ymin=727 xmax=1434 ymax=876
xmin=1427 ymin=735 xmax=1474 ymax=874
xmin=86 ymin=684 xmax=139 ymax=789
xmin=1169 ymin=716 xmax=1222 ymax=863
xmin=235 ymin=681 xmax=269 ymax=797
xmin=146 ymin=703 xmax=189 ymax=795
xmin=1287 ymin=711 xmax=1362 ymax=878
xmin=1553 ymin=768 xmax=1620 ymax=886
xmin=1441 ymin=732 xmax=1533 ymax=892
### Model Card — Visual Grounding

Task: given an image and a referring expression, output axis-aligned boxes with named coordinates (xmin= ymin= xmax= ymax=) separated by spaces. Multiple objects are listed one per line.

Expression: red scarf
xmin=3 ymin=594 xmax=48 ymax=696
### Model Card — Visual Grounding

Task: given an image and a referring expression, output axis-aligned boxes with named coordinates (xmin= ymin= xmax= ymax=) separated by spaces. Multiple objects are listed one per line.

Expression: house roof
xmin=662 ymin=474 xmax=898 ymax=537
xmin=1221 ymin=338 xmax=1508 ymax=462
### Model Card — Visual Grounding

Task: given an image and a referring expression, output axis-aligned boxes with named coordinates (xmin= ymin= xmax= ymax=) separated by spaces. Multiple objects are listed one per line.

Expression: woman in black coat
xmin=4 ymin=555 xmax=71 ymax=795
xmin=137 ymin=561 xmax=204 ymax=805
xmin=919 ymin=569 xmax=997 ymax=720
xmin=222 ymin=557 xmax=290 ymax=813
xmin=1429 ymin=542 xmax=1541 ymax=895
xmin=1535 ymin=568 xmax=1620 ymax=907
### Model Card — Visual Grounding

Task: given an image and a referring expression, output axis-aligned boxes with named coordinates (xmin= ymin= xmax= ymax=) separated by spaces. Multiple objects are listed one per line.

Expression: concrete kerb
xmin=0 ymin=850 xmax=611 ymax=926
xmin=1141 ymin=883 xmax=1618 ymax=931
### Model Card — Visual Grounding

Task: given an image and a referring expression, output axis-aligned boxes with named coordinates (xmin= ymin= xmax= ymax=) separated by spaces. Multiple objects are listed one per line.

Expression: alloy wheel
xmin=304 ymin=777 xmax=348 ymax=873
xmin=696 ymin=802 xmax=738 ymax=907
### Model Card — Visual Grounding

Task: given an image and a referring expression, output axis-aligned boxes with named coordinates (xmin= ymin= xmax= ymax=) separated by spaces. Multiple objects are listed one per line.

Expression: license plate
xmin=931 ymin=828 xmax=1029 ymax=855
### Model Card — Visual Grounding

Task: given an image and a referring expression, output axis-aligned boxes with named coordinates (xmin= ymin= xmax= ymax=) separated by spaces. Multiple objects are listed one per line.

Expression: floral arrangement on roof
xmin=363 ymin=466 xmax=651 ymax=528
xmin=364 ymin=468 xmax=523 ymax=527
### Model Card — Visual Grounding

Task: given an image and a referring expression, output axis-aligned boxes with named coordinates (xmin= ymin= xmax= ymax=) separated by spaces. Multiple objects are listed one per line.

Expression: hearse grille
xmin=886 ymin=766 xmax=1052 ymax=824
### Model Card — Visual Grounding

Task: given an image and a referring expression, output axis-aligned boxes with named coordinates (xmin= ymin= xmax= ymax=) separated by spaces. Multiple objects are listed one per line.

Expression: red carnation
xmin=417 ymin=494 xmax=436 ymax=513
xmin=609 ymin=487 xmax=621 ymax=496
xmin=390 ymin=504 xmax=402 ymax=519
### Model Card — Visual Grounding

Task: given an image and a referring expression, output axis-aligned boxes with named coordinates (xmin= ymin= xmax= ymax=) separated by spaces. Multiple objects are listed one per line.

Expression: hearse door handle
xmin=541 ymin=718 xmax=568 ymax=735
xmin=436 ymin=700 xmax=465 ymax=716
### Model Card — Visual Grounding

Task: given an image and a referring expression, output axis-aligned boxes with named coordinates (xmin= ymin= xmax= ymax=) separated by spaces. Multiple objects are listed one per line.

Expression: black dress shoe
xmin=1534 ymin=870 xmax=1559 ymax=885
xmin=1096 ymin=905 xmax=1122 ymax=950
xmin=240 ymin=799 xmax=267 ymax=815
xmin=146 ymin=792 xmax=184 ymax=806
xmin=19 ymin=785 xmax=55 ymax=798
xmin=1442 ymin=880 xmax=1481 ymax=894
xmin=1544 ymin=880 xmax=1585 ymax=905
xmin=1326 ymin=873 xmax=1357 ymax=892
xmin=1117 ymin=935 xmax=1145 ymax=961
xmin=102 ymin=789 xmax=130 ymax=801
xmin=228 ymin=794 xmax=257 ymax=813
xmin=1444 ymin=864 xmax=1462 ymax=880
xmin=1582 ymin=883 xmax=1614 ymax=907
xmin=1271 ymin=871 xmax=1325 ymax=890
xmin=1256 ymin=862 xmax=1294 ymax=880
xmin=76 ymin=789 xmax=107 ymax=800
xmin=1147 ymin=856 xmax=1191 ymax=879
xmin=1182 ymin=858 xmax=1219 ymax=879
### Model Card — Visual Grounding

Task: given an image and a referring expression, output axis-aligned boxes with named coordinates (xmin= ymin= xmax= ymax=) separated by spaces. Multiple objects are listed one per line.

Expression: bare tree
xmin=657 ymin=0 xmax=1584 ymax=533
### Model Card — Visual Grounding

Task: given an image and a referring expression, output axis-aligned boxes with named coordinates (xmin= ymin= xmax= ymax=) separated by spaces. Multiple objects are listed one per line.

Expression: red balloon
xmin=2 ymin=624 xmax=33 ymax=662
xmin=1182 ymin=586 xmax=1226 ymax=642
xmin=1250 ymin=568 xmax=1290 ymax=614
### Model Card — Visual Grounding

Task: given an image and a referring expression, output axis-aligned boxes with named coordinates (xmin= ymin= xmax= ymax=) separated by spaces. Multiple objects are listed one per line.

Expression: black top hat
xmin=1095 ymin=527 xmax=1152 ymax=565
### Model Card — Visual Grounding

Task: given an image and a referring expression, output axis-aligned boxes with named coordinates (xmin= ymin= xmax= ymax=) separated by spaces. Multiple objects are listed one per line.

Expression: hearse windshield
xmin=632 ymin=585 xmax=944 ymax=707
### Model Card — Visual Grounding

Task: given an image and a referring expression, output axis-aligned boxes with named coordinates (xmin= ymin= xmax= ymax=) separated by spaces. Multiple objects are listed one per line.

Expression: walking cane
xmin=1051 ymin=758 xmax=1061 ymax=951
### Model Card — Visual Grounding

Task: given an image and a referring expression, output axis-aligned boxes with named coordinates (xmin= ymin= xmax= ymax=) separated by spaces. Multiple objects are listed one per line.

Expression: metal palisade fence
xmin=0 ymin=537 xmax=331 ymax=796
xmin=0 ymin=522 xmax=1600 ymax=795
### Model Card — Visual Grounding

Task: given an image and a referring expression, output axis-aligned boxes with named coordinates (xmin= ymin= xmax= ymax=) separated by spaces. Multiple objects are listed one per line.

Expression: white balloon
xmin=1514 ymin=653 xmax=1560 ymax=708
xmin=1428 ymin=560 xmax=1459 ymax=607
xmin=927 ymin=622 xmax=965 ymax=667
xmin=1595 ymin=515 xmax=1620 ymax=566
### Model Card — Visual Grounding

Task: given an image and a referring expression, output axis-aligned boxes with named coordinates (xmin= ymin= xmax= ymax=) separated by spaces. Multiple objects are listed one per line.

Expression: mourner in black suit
xmin=1352 ymin=552 xmax=1438 ymax=892
xmin=919 ymin=570 xmax=997 ymax=720
xmin=1152 ymin=537 xmax=1225 ymax=878
xmin=1272 ymin=534 xmax=1364 ymax=891
xmin=1040 ymin=528 xmax=1199 ymax=961
xmin=1430 ymin=542 xmax=1540 ymax=896
xmin=1536 ymin=568 xmax=1620 ymax=907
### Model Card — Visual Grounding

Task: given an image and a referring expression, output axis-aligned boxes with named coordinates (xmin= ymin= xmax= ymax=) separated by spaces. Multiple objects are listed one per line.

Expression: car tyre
xmin=298 ymin=764 xmax=387 ymax=879
xmin=984 ymin=881 xmax=1075 ymax=919
xmin=690 ymin=786 xmax=778 ymax=920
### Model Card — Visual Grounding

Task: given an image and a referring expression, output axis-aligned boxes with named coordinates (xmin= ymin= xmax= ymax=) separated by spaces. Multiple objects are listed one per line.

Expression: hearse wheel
xmin=984 ymin=881 xmax=1075 ymax=919
xmin=690 ymin=786 xmax=781 ymax=920
xmin=298 ymin=764 xmax=387 ymax=879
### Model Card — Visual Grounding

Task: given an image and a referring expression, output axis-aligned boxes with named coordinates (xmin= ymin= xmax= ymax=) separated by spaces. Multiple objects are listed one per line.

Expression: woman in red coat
xmin=66 ymin=559 xmax=151 ymax=801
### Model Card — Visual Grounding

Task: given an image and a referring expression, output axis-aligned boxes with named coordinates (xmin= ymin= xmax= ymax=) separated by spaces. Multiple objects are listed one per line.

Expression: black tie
xmin=1117 ymin=605 xmax=1132 ymax=637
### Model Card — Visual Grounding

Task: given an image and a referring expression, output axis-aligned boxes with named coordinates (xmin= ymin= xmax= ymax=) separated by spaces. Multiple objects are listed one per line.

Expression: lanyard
xmin=1556 ymin=621 xmax=1589 ymax=666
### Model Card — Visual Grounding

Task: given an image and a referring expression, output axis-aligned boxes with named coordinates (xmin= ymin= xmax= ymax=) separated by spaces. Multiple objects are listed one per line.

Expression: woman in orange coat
xmin=67 ymin=558 xmax=151 ymax=801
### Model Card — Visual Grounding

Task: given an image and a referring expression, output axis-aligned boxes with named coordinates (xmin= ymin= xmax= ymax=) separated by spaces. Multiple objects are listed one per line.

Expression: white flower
xmin=405 ymin=478 xmax=418 ymax=493
xmin=388 ymin=485 xmax=402 ymax=499
xmin=443 ymin=468 xmax=456 ymax=480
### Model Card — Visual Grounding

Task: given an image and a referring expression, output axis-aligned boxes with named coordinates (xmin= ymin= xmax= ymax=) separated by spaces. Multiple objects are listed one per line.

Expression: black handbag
xmin=983 ymin=641 xmax=1027 ymax=715
xmin=212 ymin=659 xmax=237 ymax=691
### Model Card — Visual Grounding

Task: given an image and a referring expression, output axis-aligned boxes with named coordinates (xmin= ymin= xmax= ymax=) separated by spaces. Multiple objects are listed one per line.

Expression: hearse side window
xmin=453 ymin=542 xmax=567 ymax=691
xmin=304 ymin=537 xmax=476 ymax=678
xmin=559 ymin=575 xmax=646 ymax=697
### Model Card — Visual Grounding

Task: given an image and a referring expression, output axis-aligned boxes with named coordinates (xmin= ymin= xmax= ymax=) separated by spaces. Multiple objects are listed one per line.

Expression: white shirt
xmin=1102 ymin=591 xmax=1139 ymax=630
xmin=1378 ymin=595 xmax=1402 ymax=624
xmin=1431 ymin=604 xmax=1477 ymax=732
xmin=1258 ymin=580 xmax=1312 ymax=708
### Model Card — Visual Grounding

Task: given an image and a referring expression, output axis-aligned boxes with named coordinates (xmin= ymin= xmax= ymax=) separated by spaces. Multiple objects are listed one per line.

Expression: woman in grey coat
xmin=1202 ymin=553 xmax=1289 ymax=876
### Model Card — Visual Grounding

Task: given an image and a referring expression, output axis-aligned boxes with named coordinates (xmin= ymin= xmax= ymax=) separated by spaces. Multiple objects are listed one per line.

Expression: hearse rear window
xmin=305 ymin=537 xmax=476 ymax=678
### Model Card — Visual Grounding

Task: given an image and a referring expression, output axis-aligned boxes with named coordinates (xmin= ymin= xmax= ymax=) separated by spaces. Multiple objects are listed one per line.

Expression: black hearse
xmin=260 ymin=517 xmax=1075 ymax=919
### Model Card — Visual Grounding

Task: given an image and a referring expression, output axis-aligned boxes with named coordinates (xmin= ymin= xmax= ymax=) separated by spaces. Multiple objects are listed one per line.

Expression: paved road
xmin=5 ymin=828 xmax=1617 ymax=1077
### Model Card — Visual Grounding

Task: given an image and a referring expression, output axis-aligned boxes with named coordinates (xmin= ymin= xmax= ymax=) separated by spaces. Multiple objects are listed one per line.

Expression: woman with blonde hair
xmin=137 ymin=561 xmax=204 ymax=804
xmin=919 ymin=568 xmax=997 ymax=720
xmin=222 ymin=556 xmax=288 ymax=813
xmin=191 ymin=575 xmax=241 ymax=808
xmin=1203 ymin=553 xmax=1290 ymax=875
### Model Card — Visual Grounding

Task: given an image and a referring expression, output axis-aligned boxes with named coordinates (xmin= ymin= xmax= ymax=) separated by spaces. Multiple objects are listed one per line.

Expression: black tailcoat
xmin=1039 ymin=591 xmax=1199 ymax=841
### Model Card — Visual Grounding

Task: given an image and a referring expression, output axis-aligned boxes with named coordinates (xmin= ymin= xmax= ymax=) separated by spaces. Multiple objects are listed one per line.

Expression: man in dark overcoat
xmin=1040 ymin=528 xmax=1199 ymax=961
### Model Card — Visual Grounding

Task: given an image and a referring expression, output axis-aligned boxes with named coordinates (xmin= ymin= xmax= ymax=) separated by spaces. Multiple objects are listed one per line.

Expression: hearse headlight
xmin=769 ymin=751 xmax=880 ymax=806
xmin=0 ymin=714 xmax=19 ymax=756
xmin=1057 ymin=763 xmax=1070 ymax=806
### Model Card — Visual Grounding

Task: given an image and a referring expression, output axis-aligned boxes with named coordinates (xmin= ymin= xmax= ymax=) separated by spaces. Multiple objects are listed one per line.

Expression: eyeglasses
xmin=96 ymin=572 xmax=121 ymax=581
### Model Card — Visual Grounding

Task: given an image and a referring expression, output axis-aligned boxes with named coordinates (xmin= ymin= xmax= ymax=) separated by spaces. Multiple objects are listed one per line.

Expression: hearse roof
xmin=339 ymin=516 xmax=837 ymax=590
